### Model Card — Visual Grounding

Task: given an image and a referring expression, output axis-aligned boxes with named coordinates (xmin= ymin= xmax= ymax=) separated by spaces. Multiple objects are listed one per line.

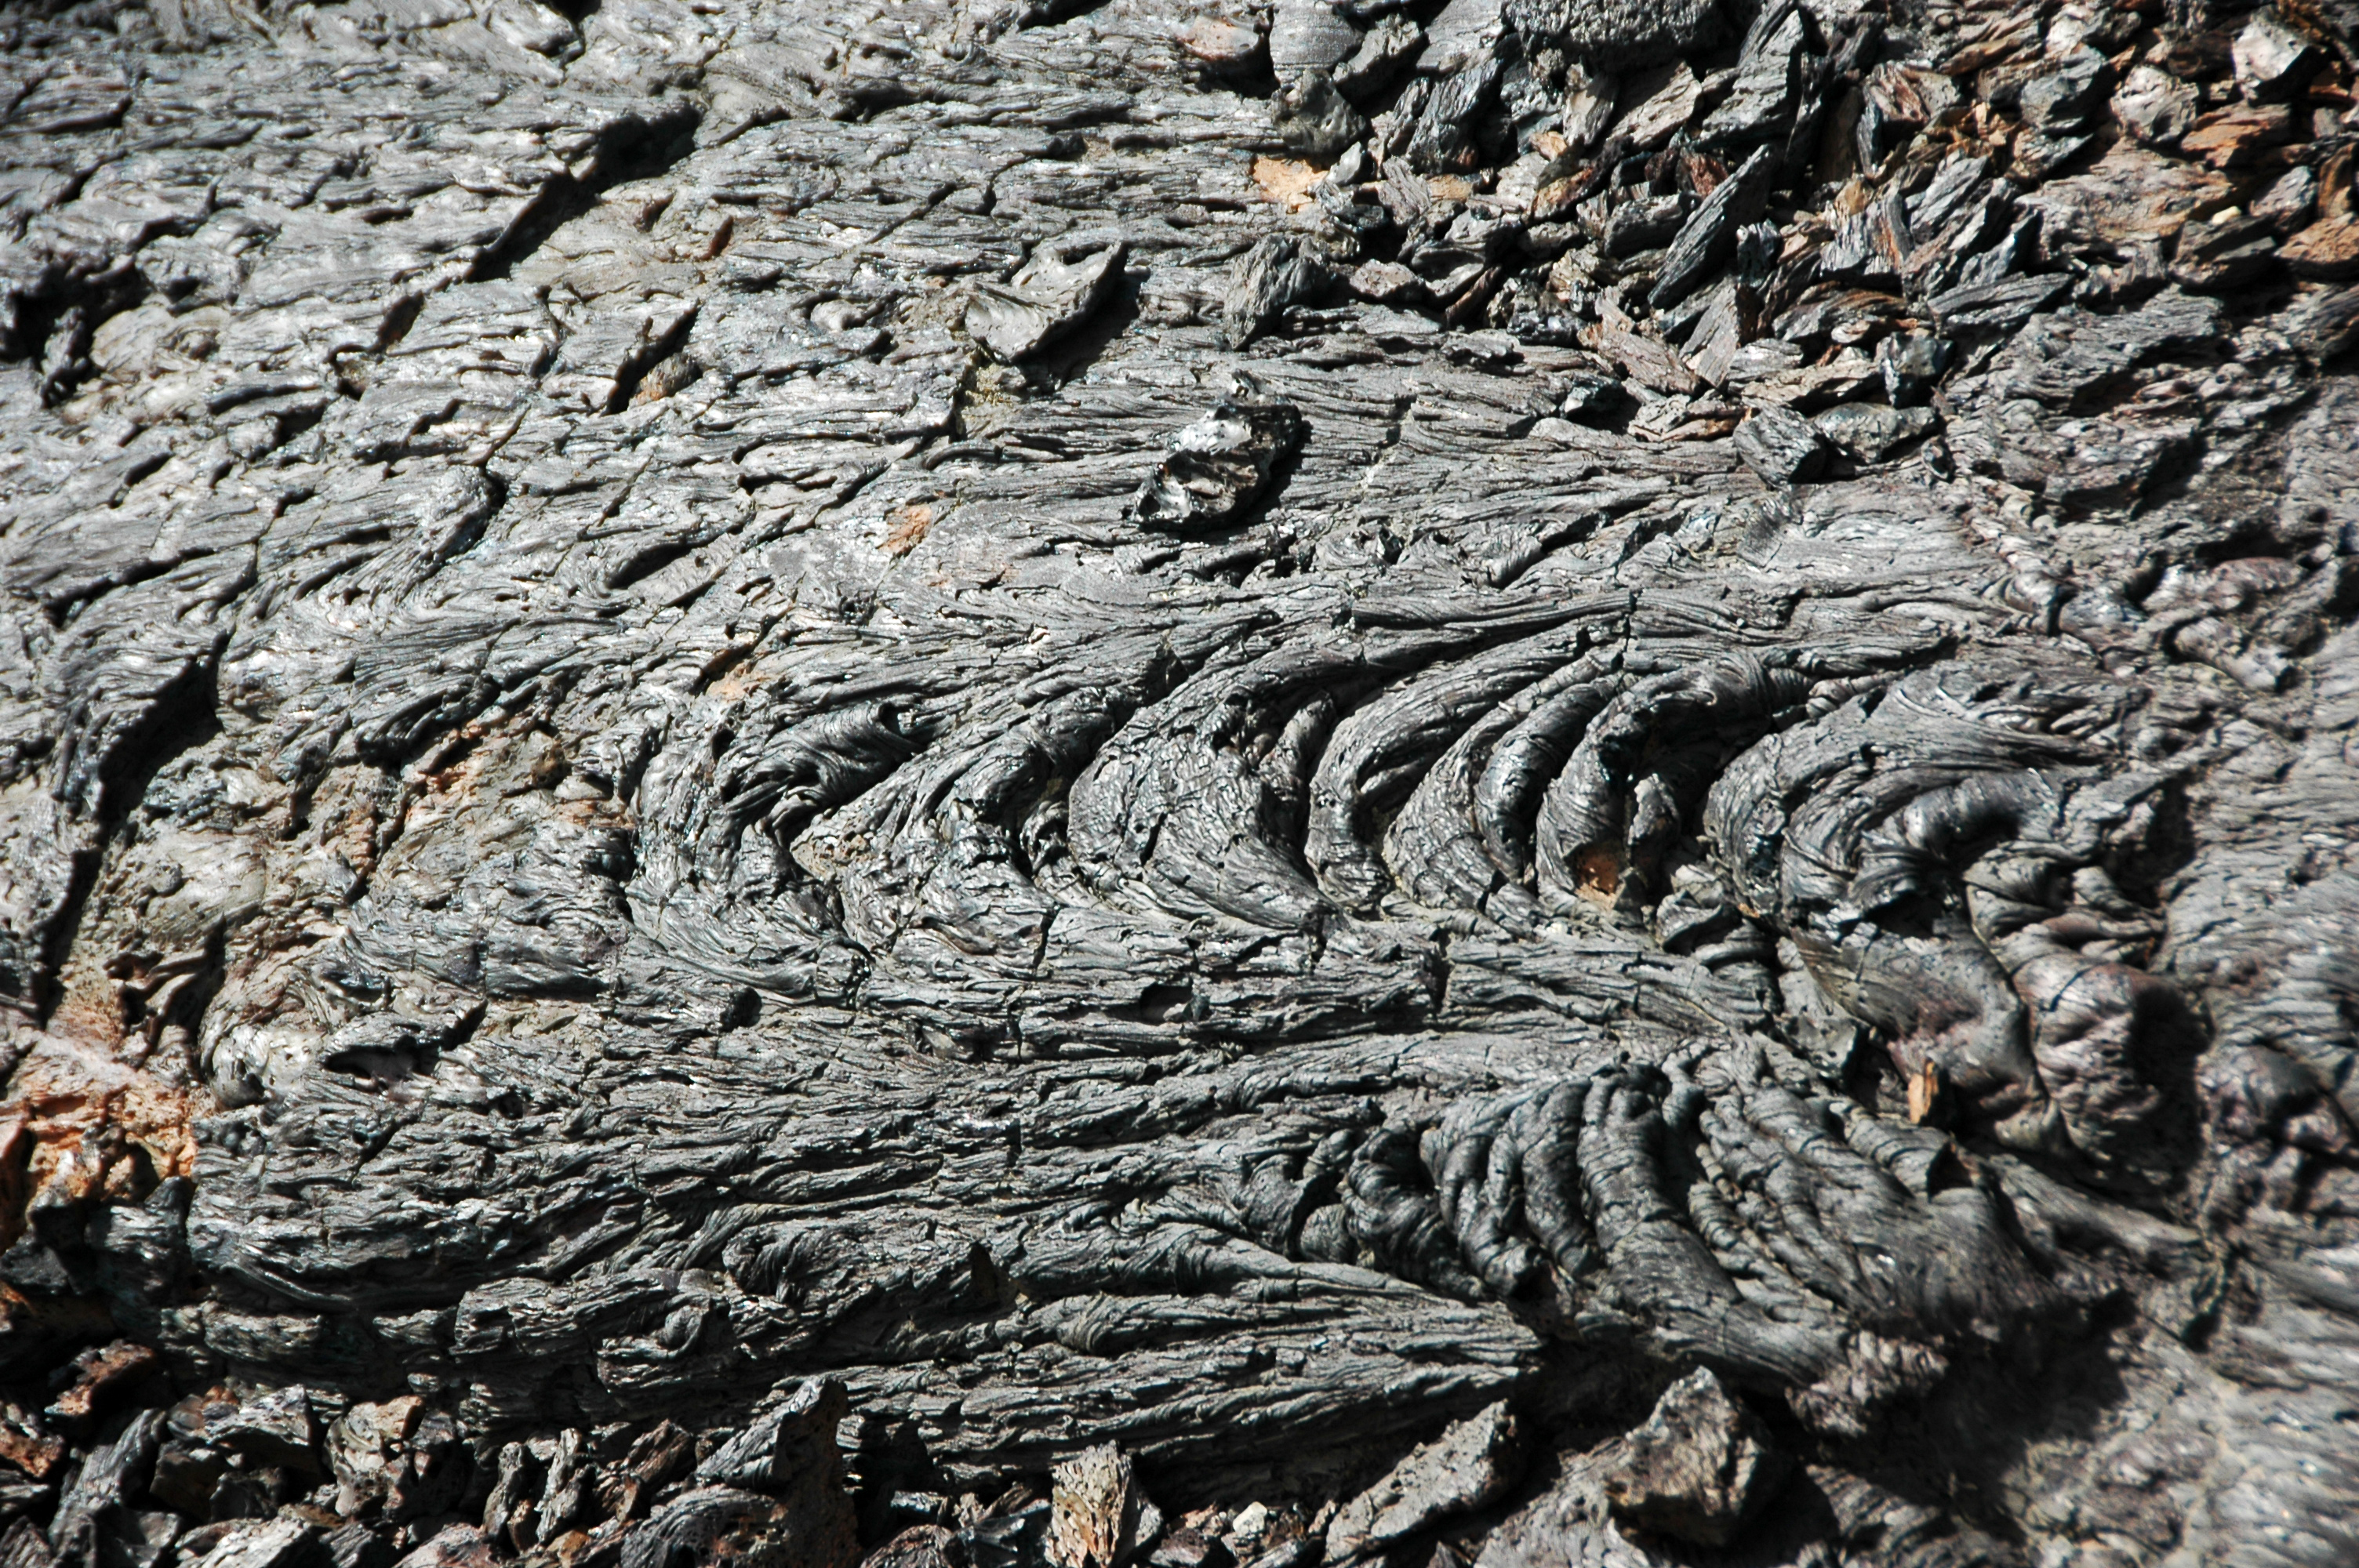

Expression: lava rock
xmin=1696 ymin=0 xmax=1811 ymax=149
xmin=1045 ymin=1447 xmax=1160 ymax=1568
xmin=205 ymin=1388 xmax=318 ymax=1473
xmin=0 ymin=1476 xmax=53 ymax=1527
xmin=2172 ymin=211 xmax=2280 ymax=291
xmin=1857 ymin=64 xmax=1964 ymax=165
xmin=2181 ymin=103 xmax=2295 ymax=169
xmin=2 ymin=4 xmax=2355 ymax=1566
xmin=1504 ymin=0 xmax=1724 ymax=67
xmin=36 ymin=1425 xmax=169 ymax=1568
xmin=2254 ymin=167 xmax=2319 ymax=235
xmin=191 ymin=1521 xmax=332 ymax=1568
xmin=1878 ymin=329 xmax=1952 ymax=404
xmin=1348 ymin=260 xmax=1427 ymax=304
xmin=1402 ymin=45 xmax=1506 ymax=172
xmin=323 ymin=1524 xmax=393 ymax=1568
xmin=1220 ymin=237 xmax=1331 ymax=347
xmin=863 ymin=1528 xmax=964 ymax=1568
xmin=1612 ymin=60 xmax=1704 ymax=148
xmin=2233 ymin=12 xmax=2321 ymax=103
xmin=0 ymin=1407 xmax=63 ymax=1482
xmin=1652 ymin=147 xmax=1777 ymax=311
xmin=43 ymin=1343 xmax=162 ymax=1438
xmin=2111 ymin=64 xmax=2199 ymax=147
xmin=965 ymin=1507 xmax=1049 ymax=1568
xmin=1558 ymin=368 xmax=1634 ymax=421
xmin=1334 ymin=15 xmax=1422 ymax=101
xmin=1812 ymin=401 xmax=1936 ymax=461
xmin=0 ymin=1522 xmax=50 ymax=1568
xmin=621 ymin=1488 xmax=849 ymax=1568
xmin=1322 ymin=1403 xmax=1523 ymax=1563
xmin=2019 ymin=48 xmax=2111 ymax=134
xmin=1600 ymin=1370 xmax=1788 ymax=1547
xmin=1269 ymin=0 xmax=1360 ymax=74
xmin=1733 ymin=405 xmax=1830 ymax=483
xmin=1131 ymin=378 xmax=1306 ymax=532
xmin=1603 ymin=194 xmax=1688 ymax=260
xmin=209 ymin=1464 xmax=295 ymax=1521
xmin=696 ymin=1380 xmax=852 ymax=1514
xmin=1930 ymin=273 xmax=2070 ymax=332
xmin=2281 ymin=282 xmax=2359 ymax=360
xmin=1272 ymin=72 xmax=1368 ymax=159
xmin=966 ymin=244 xmax=1128 ymax=364
xmin=2285 ymin=217 xmax=2359 ymax=281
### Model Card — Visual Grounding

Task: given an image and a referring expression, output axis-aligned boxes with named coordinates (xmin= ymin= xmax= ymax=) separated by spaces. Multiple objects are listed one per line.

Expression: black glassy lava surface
xmin=1 ymin=0 xmax=2357 ymax=1563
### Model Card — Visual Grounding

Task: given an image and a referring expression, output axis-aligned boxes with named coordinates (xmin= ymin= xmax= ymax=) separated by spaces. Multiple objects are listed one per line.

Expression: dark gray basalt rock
xmin=1598 ymin=1370 xmax=1786 ymax=1547
xmin=1271 ymin=71 xmax=1370 ymax=160
xmin=2 ymin=0 xmax=2358 ymax=1565
xmin=1270 ymin=0 xmax=1363 ymax=78
xmin=1129 ymin=377 xmax=1307 ymax=532
xmin=966 ymin=243 xmax=1128 ymax=365
xmin=1732 ymin=404 xmax=1829 ymax=484
xmin=1504 ymin=0 xmax=1725 ymax=68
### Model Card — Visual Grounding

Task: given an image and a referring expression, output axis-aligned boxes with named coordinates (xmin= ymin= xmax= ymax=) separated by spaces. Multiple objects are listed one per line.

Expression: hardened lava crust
xmin=1 ymin=0 xmax=2357 ymax=1565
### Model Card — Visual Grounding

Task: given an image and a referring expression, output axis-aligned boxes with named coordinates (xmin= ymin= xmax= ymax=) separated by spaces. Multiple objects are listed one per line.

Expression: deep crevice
xmin=471 ymin=103 xmax=703 ymax=284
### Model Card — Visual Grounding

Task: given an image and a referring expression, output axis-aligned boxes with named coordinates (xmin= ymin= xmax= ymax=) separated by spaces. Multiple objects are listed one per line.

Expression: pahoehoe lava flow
xmin=1 ymin=0 xmax=2357 ymax=1564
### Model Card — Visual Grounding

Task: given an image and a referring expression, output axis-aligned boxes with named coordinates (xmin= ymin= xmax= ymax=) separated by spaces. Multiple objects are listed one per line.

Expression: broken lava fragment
xmin=966 ymin=241 xmax=1128 ymax=363
xmin=1130 ymin=376 xmax=1305 ymax=532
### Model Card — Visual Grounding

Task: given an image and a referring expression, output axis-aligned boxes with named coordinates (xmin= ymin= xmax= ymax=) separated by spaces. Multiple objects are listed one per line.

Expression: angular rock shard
xmin=967 ymin=245 xmax=1129 ymax=365
xmin=1599 ymin=1370 xmax=1787 ymax=1547
xmin=1129 ymin=379 xmax=1306 ymax=532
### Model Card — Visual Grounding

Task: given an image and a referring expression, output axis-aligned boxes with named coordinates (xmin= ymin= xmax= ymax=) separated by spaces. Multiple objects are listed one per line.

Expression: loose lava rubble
xmin=0 ymin=0 xmax=2357 ymax=1562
